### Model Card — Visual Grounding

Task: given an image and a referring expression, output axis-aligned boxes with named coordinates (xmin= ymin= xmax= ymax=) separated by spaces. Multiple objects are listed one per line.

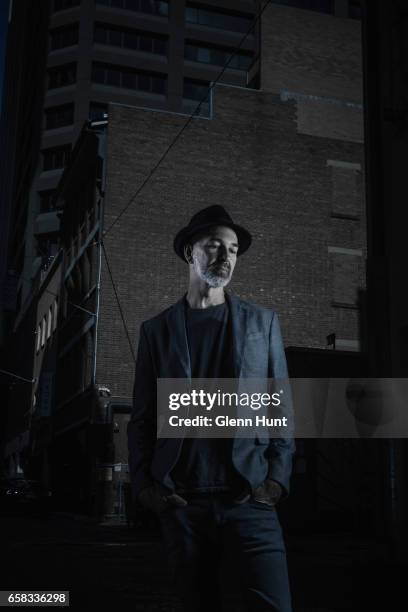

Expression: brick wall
xmin=96 ymin=79 xmax=365 ymax=396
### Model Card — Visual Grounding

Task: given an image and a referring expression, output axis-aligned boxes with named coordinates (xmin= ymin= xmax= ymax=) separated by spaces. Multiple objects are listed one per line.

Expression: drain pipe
xmin=92 ymin=123 xmax=107 ymax=386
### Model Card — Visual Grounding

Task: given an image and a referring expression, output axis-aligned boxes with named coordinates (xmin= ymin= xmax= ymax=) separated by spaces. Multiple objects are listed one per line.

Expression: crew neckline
xmin=184 ymin=297 xmax=226 ymax=311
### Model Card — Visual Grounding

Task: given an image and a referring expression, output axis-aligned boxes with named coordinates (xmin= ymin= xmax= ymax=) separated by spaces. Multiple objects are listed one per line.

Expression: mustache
xmin=211 ymin=261 xmax=230 ymax=270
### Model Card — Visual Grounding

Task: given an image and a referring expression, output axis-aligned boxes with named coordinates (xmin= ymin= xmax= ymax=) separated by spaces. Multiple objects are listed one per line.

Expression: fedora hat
xmin=174 ymin=205 xmax=252 ymax=262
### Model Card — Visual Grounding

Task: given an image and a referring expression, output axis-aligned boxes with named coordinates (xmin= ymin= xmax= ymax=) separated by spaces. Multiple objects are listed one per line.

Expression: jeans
xmin=157 ymin=491 xmax=292 ymax=612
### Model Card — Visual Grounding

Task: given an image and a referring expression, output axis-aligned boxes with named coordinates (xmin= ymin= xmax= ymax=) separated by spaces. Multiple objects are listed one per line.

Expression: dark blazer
xmin=127 ymin=292 xmax=295 ymax=500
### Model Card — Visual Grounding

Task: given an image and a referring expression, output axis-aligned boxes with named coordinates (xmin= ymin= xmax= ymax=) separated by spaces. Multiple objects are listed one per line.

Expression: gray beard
xmin=193 ymin=255 xmax=230 ymax=288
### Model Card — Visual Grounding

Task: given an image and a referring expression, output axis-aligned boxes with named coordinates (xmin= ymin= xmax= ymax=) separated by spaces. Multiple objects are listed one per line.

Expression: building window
xmin=185 ymin=42 xmax=253 ymax=70
xmin=89 ymin=102 xmax=109 ymax=121
xmin=39 ymin=190 xmax=57 ymax=213
xmin=37 ymin=239 xmax=59 ymax=269
xmin=53 ymin=0 xmax=80 ymax=11
xmin=53 ymin=300 xmax=58 ymax=332
xmin=36 ymin=324 xmax=41 ymax=353
xmin=94 ymin=23 xmax=167 ymax=55
xmin=43 ymin=146 xmax=71 ymax=171
xmin=185 ymin=4 xmax=254 ymax=33
xmin=45 ymin=104 xmax=74 ymax=130
xmin=48 ymin=63 xmax=76 ymax=89
xmin=47 ymin=307 xmax=53 ymax=339
xmin=50 ymin=25 xmax=79 ymax=51
xmin=183 ymin=78 xmax=209 ymax=101
xmin=41 ymin=317 xmax=46 ymax=347
xmin=92 ymin=62 xmax=167 ymax=94
xmin=95 ymin=0 xmax=169 ymax=16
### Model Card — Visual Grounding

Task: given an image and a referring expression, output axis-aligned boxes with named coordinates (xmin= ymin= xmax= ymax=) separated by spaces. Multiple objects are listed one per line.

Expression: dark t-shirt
xmin=186 ymin=299 xmax=233 ymax=379
xmin=170 ymin=298 xmax=242 ymax=493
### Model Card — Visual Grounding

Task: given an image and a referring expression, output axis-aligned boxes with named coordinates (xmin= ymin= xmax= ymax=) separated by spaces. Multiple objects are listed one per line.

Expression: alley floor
xmin=0 ymin=512 xmax=403 ymax=611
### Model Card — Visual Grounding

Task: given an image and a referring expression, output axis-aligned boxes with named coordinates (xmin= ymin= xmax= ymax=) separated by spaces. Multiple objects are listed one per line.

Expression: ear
xmin=184 ymin=243 xmax=193 ymax=264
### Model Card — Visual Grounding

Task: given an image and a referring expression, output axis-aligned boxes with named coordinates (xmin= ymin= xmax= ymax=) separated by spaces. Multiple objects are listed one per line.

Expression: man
xmin=127 ymin=205 xmax=295 ymax=612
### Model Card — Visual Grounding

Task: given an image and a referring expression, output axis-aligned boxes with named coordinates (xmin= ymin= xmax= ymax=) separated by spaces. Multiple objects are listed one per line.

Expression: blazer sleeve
xmin=127 ymin=322 xmax=157 ymax=500
xmin=265 ymin=312 xmax=296 ymax=498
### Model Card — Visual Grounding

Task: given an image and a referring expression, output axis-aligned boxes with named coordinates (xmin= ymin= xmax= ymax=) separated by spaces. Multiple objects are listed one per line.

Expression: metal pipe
xmin=92 ymin=126 xmax=107 ymax=385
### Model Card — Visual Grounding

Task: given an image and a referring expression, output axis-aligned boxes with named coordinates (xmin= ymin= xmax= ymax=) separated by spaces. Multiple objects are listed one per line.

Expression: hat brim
xmin=174 ymin=221 xmax=252 ymax=262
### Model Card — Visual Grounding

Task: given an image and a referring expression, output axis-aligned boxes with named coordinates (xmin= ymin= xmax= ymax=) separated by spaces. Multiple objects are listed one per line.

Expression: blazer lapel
xmin=167 ymin=295 xmax=191 ymax=379
xmin=225 ymin=292 xmax=246 ymax=379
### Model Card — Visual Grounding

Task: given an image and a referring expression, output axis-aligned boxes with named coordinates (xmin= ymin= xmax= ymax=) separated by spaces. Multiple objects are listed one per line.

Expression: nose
xmin=217 ymin=246 xmax=228 ymax=262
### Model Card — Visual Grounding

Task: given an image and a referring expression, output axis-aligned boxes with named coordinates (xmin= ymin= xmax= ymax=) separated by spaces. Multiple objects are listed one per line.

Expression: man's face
xmin=190 ymin=226 xmax=238 ymax=288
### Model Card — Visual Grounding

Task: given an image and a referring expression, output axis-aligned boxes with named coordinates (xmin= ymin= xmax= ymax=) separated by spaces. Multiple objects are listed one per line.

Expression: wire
xmin=102 ymin=0 xmax=271 ymax=238
xmin=0 ymin=368 xmax=35 ymax=384
xmin=101 ymin=241 xmax=136 ymax=363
